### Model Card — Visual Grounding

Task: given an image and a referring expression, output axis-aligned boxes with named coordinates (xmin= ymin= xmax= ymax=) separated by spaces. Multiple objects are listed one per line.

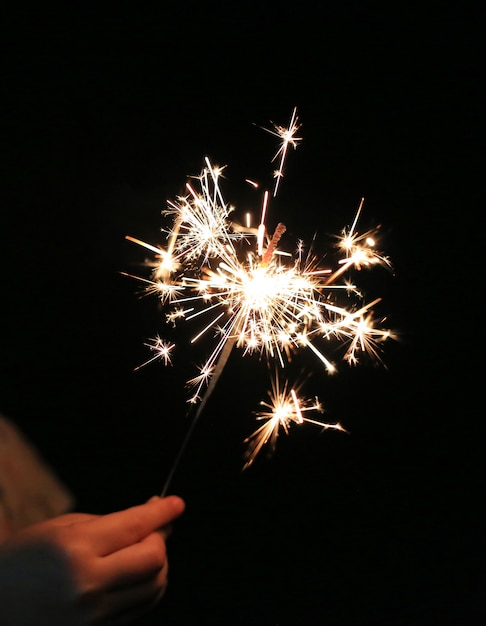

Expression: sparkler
xmin=124 ymin=108 xmax=393 ymax=491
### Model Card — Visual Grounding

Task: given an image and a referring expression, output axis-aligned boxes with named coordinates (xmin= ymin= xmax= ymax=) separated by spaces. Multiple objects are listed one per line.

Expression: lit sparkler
xmin=125 ymin=108 xmax=393 ymax=486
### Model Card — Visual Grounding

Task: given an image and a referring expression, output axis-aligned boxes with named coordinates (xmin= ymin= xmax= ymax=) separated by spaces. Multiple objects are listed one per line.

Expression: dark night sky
xmin=1 ymin=2 xmax=483 ymax=624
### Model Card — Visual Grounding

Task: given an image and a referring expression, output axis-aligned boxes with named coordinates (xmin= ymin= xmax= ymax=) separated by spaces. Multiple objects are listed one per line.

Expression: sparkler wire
xmin=160 ymin=331 xmax=239 ymax=496
xmin=161 ymin=222 xmax=288 ymax=494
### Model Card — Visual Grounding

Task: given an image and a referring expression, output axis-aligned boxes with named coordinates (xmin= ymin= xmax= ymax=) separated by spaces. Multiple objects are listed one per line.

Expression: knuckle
xmin=141 ymin=533 xmax=167 ymax=573
xmin=125 ymin=513 xmax=147 ymax=541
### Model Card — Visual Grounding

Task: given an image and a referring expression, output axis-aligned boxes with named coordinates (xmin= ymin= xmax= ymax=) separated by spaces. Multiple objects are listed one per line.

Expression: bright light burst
xmin=134 ymin=335 xmax=176 ymax=370
xmin=125 ymin=108 xmax=394 ymax=469
xmin=259 ymin=106 xmax=302 ymax=196
xmin=243 ymin=374 xmax=347 ymax=469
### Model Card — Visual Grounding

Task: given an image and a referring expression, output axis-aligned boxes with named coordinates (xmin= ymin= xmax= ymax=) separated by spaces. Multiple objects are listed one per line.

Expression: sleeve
xmin=0 ymin=540 xmax=90 ymax=626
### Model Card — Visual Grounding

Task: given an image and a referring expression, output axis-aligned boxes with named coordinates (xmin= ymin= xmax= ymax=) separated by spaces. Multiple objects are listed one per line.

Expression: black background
xmin=1 ymin=2 xmax=483 ymax=624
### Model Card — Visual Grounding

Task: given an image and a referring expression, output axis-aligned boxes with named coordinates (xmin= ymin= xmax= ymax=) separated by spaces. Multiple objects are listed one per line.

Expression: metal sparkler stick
xmin=160 ymin=223 xmax=289 ymax=495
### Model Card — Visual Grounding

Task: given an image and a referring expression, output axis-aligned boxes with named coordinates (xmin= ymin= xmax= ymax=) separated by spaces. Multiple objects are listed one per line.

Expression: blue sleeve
xmin=0 ymin=541 xmax=90 ymax=626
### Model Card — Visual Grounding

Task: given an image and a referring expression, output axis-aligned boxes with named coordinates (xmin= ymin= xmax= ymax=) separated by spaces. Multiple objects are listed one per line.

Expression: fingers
xmin=83 ymin=532 xmax=171 ymax=625
xmin=98 ymin=531 xmax=167 ymax=588
xmin=82 ymin=496 xmax=185 ymax=556
xmin=1 ymin=497 xmax=185 ymax=626
xmin=3 ymin=512 xmax=97 ymax=548
xmin=99 ymin=578 xmax=167 ymax=626
xmin=43 ymin=513 xmax=98 ymax=527
xmin=88 ymin=565 xmax=168 ymax=626
xmin=159 ymin=523 xmax=173 ymax=540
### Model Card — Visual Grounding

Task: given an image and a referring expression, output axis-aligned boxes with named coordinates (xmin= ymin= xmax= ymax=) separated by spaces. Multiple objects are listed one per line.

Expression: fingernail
xmin=168 ymin=495 xmax=186 ymax=515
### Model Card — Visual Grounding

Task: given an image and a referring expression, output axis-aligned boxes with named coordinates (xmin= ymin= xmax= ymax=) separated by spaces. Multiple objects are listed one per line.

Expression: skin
xmin=2 ymin=495 xmax=185 ymax=625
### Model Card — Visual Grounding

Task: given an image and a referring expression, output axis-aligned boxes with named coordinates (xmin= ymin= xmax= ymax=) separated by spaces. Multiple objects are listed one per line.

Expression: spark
xmin=134 ymin=336 xmax=175 ymax=370
xmin=260 ymin=106 xmax=302 ymax=196
xmin=243 ymin=374 xmax=346 ymax=469
xmin=334 ymin=198 xmax=391 ymax=276
xmin=125 ymin=108 xmax=394 ymax=474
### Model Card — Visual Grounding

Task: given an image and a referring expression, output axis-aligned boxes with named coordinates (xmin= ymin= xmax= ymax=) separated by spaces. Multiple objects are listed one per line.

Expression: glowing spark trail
xmin=125 ymin=108 xmax=394 ymax=489
xmin=134 ymin=336 xmax=175 ymax=370
xmin=243 ymin=375 xmax=347 ymax=470
xmin=259 ymin=106 xmax=302 ymax=196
